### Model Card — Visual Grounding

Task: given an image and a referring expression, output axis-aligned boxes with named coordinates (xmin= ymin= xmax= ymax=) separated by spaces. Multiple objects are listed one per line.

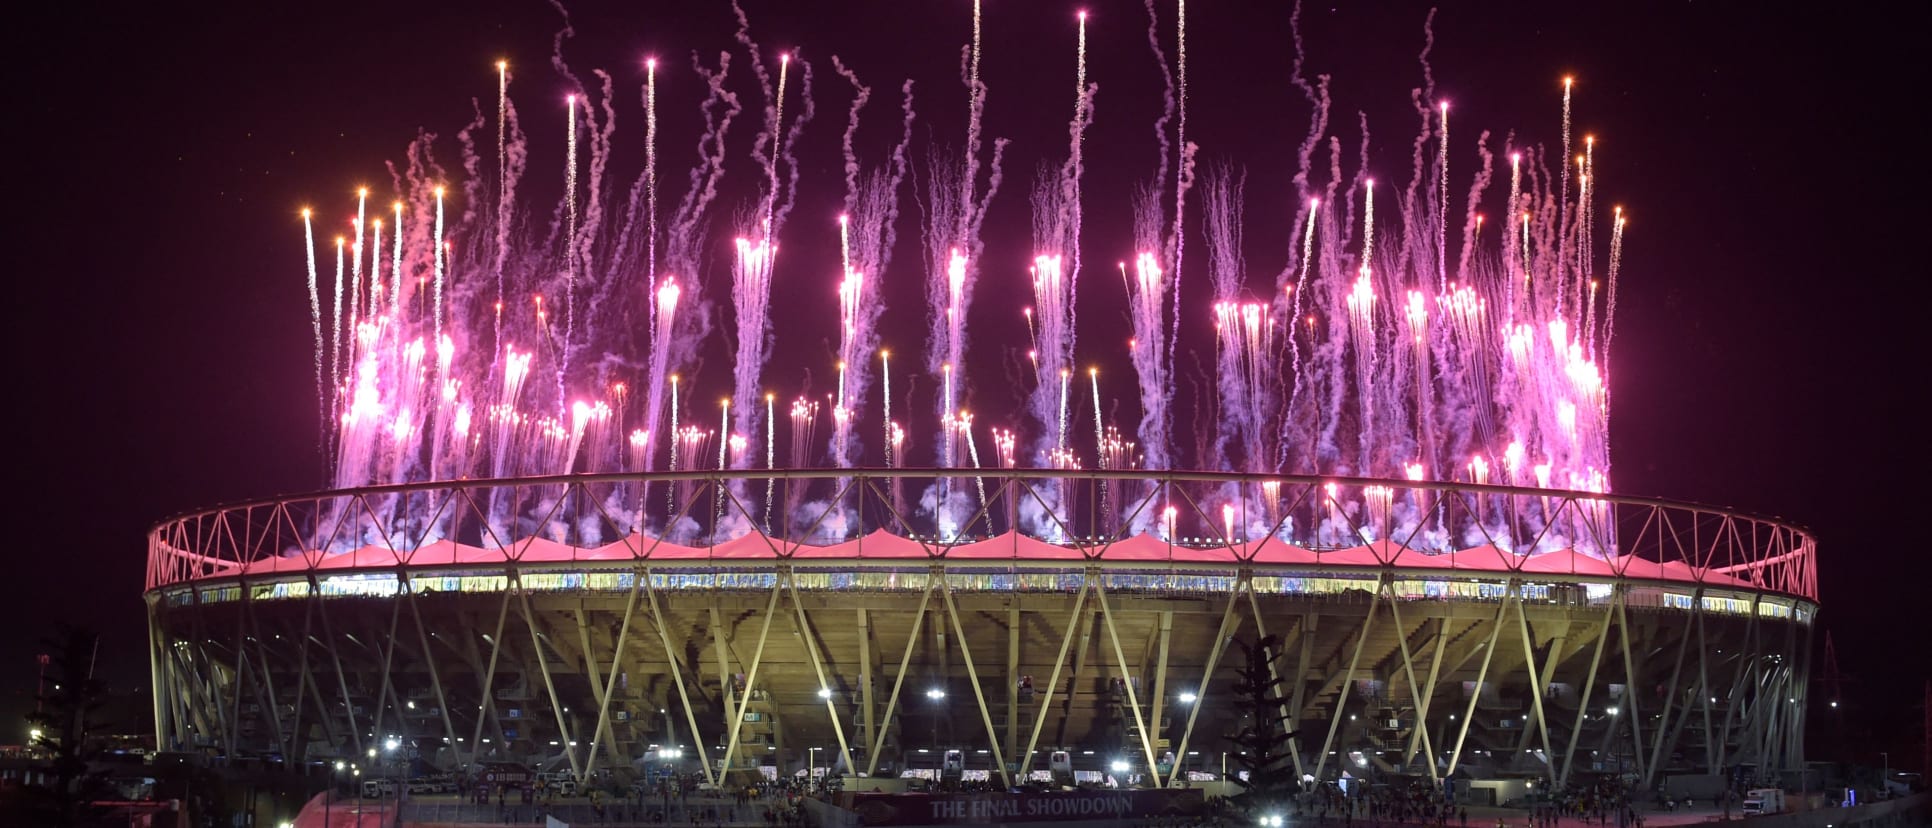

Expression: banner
xmin=841 ymin=788 xmax=1205 ymax=826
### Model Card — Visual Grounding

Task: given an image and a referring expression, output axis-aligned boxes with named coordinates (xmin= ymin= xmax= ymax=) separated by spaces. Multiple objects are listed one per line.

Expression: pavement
xmin=1297 ymin=803 xmax=1744 ymax=828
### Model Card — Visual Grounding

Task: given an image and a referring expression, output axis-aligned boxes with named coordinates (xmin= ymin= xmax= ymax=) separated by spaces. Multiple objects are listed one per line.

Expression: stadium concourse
xmin=147 ymin=470 xmax=1817 ymax=799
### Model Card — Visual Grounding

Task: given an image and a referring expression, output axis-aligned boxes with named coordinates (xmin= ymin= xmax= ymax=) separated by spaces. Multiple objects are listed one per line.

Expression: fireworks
xmin=296 ymin=4 xmax=1624 ymax=551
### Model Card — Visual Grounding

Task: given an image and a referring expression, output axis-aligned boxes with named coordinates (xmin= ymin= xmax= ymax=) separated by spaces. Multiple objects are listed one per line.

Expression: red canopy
xmin=397 ymin=538 xmax=462 ymax=567
xmin=1375 ymin=539 xmax=1461 ymax=568
xmin=1316 ymin=545 xmax=1387 ymax=567
xmin=503 ymin=537 xmax=577 ymax=563
xmin=579 ymin=535 xmax=648 ymax=560
xmin=1520 ymin=548 xmax=1620 ymax=578
xmin=712 ymin=531 xmax=794 ymax=559
xmin=1168 ymin=541 xmax=1244 ymax=564
xmin=791 ymin=528 xmax=937 ymax=559
xmin=312 ymin=544 xmax=402 ymax=570
xmin=1243 ymin=537 xmax=1319 ymax=565
xmin=209 ymin=530 xmax=1770 ymax=594
xmin=946 ymin=531 xmax=1086 ymax=560
xmin=1096 ymin=533 xmax=1186 ymax=562
xmin=239 ymin=554 xmax=307 ymax=578
xmin=1447 ymin=544 xmax=1522 ymax=572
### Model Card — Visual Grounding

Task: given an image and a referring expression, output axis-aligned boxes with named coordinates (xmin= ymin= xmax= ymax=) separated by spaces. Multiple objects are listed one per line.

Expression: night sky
xmin=6 ymin=1 xmax=1924 ymax=769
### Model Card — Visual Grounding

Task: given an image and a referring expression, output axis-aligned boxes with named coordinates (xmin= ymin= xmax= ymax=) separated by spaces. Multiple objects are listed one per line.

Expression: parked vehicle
xmin=361 ymin=778 xmax=398 ymax=798
xmin=1740 ymin=788 xmax=1785 ymax=816
xmin=1048 ymin=750 xmax=1074 ymax=787
xmin=537 ymin=770 xmax=579 ymax=796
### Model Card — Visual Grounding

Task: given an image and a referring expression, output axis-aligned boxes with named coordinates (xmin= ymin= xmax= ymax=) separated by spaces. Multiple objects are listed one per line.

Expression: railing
xmin=398 ymin=795 xmax=769 ymax=826
xmin=147 ymin=469 xmax=1816 ymax=601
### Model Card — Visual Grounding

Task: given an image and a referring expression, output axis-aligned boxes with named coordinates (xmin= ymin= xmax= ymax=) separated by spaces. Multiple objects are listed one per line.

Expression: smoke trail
xmin=296 ymin=10 xmax=1638 ymax=556
xmin=646 ymin=62 xmax=658 ymax=293
xmin=576 ymin=70 xmax=617 ymax=367
xmin=729 ymin=221 xmax=775 ymax=469
xmin=1203 ymin=166 xmax=1249 ymax=471
xmin=1067 ymin=10 xmax=1093 ymax=340
xmin=1128 ymin=191 xmax=1171 ymax=473
xmin=729 ymin=7 xmax=819 ymax=456
xmin=962 ymin=0 xmax=985 ymax=244
xmin=1578 ymin=141 xmax=1595 ymax=347
xmin=493 ymin=62 xmax=509 ymax=356
xmin=330 ymin=234 xmax=344 ymax=434
xmin=1437 ymin=102 xmax=1450 ymax=292
xmin=1168 ymin=0 xmax=1194 ymax=432
xmin=830 ymin=57 xmax=871 ymax=473
xmin=1603 ymin=207 xmax=1625 ymax=369
xmin=1025 ymin=11 xmax=1097 ymax=471
xmin=562 ymin=96 xmax=578 ymax=415
xmin=351 ymin=192 xmax=366 ymax=346
xmin=732 ymin=2 xmax=817 ymax=239
xmin=432 ymin=187 xmax=446 ymax=360
xmin=367 ymin=218 xmax=381 ymax=320
xmin=302 ymin=210 xmax=325 ymax=458
xmin=732 ymin=0 xmax=780 ymax=221
xmin=834 ymin=58 xmax=872 ymax=221
xmin=777 ymin=60 xmax=816 ymax=236
xmin=922 ymin=0 xmax=1005 ymax=471
xmin=828 ymin=61 xmax=916 ymax=469
xmin=642 ymin=51 xmax=741 ymax=491
xmin=1142 ymin=0 xmax=1174 ymax=211
xmin=915 ymin=0 xmax=1007 ymax=533
xmin=1134 ymin=0 xmax=1197 ymax=470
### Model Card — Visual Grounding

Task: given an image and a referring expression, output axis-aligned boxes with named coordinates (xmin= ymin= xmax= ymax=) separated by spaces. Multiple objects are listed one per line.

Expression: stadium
xmin=140 ymin=1 xmax=1821 ymax=808
xmin=144 ymin=468 xmax=1816 ymax=795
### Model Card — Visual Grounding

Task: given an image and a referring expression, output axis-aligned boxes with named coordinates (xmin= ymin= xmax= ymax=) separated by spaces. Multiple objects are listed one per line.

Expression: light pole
xmin=927 ymin=689 xmax=947 ymax=754
xmin=1880 ymin=752 xmax=1889 ymax=795
xmin=385 ymin=737 xmax=403 ymax=809
xmin=1607 ymin=707 xmax=1622 ymax=774
xmin=327 ymin=760 xmax=346 ymax=825
xmin=1173 ymin=691 xmax=1197 ymax=788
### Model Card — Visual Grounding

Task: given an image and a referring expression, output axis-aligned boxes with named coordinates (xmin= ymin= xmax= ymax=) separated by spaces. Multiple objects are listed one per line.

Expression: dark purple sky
xmin=5 ymin=0 xmax=1923 ymax=767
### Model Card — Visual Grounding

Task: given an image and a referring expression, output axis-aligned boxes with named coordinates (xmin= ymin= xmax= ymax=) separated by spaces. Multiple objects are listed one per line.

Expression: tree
xmin=9 ymin=625 xmax=119 ymax=827
xmin=1226 ymin=635 xmax=1300 ymax=818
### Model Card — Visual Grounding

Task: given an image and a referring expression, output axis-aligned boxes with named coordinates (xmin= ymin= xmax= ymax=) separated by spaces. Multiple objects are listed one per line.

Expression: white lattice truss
xmin=147 ymin=470 xmax=1816 ymax=788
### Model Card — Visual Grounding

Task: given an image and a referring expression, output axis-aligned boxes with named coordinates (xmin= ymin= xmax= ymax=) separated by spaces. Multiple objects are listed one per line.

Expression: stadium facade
xmin=145 ymin=469 xmax=1816 ymax=792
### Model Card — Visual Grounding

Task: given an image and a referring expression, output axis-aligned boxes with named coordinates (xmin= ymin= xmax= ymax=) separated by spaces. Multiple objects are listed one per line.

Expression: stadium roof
xmin=207 ymin=530 xmax=1756 ymax=590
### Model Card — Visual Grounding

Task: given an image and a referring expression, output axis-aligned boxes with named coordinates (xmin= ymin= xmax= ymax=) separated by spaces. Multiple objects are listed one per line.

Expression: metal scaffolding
xmin=146 ymin=469 xmax=1816 ymax=789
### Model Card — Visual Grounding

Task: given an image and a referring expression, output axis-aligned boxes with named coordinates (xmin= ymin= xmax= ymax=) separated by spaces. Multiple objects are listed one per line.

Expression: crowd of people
xmin=411 ymin=758 xmax=1745 ymax=828
xmin=1535 ymin=776 xmax=1641 ymax=827
xmin=1223 ymin=775 xmax=1661 ymax=828
xmin=1284 ymin=778 xmax=1468 ymax=828
xmin=427 ymin=768 xmax=810 ymax=825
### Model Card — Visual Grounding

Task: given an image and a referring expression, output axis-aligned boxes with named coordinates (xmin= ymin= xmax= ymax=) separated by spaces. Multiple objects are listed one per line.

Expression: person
xmin=1460 ymin=808 xmax=1468 ymax=828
